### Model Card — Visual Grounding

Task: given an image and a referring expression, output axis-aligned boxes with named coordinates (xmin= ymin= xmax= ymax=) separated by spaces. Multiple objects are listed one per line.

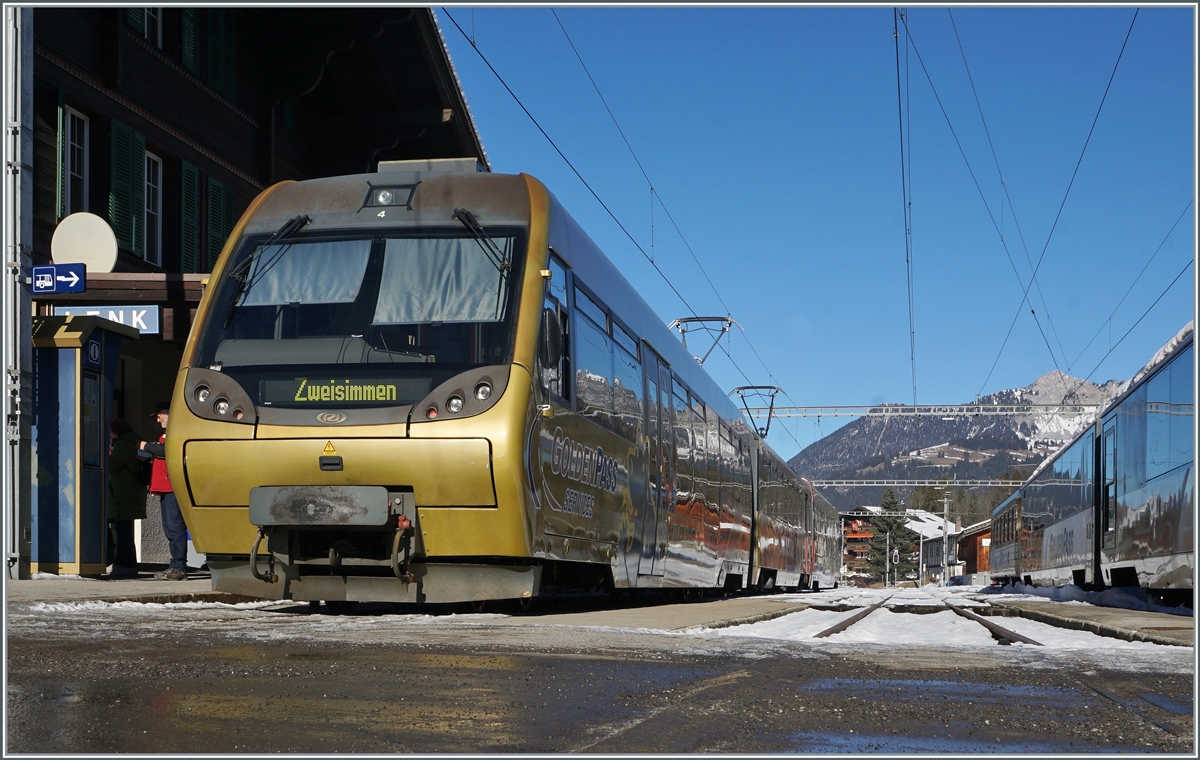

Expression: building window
xmin=144 ymin=152 xmax=162 ymax=266
xmin=61 ymin=106 xmax=89 ymax=217
xmin=145 ymin=8 xmax=162 ymax=47
xmin=126 ymin=8 xmax=162 ymax=48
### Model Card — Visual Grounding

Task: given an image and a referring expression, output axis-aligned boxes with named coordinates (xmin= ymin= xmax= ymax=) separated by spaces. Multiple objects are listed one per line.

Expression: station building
xmin=5 ymin=7 xmax=488 ymax=575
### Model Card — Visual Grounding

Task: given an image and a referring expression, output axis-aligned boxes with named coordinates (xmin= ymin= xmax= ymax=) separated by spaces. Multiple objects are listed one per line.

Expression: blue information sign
xmin=31 ymin=263 xmax=86 ymax=294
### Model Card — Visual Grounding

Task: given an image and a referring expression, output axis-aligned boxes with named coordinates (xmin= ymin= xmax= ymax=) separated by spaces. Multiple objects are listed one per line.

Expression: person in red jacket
xmin=140 ymin=401 xmax=187 ymax=580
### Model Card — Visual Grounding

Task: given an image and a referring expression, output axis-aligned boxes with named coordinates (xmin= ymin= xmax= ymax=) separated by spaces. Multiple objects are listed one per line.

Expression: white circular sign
xmin=51 ymin=212 xmax=119 ymax=273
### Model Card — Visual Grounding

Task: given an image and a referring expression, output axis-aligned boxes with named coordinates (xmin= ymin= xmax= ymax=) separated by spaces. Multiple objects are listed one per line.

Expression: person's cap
xmin=151 ymin=401 xmax=170 ymax=416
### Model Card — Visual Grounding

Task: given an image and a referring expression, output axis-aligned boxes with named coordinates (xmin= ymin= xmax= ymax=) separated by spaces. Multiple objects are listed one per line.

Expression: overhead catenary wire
xmin=895 ymin=8 xmax=920 ymax=452
xmin=1063 ymin=257 xmax=1193 ymax=401
xmin=547 ymin=9 xmax=806 ymax=447
xmin=897 ymin=13 xmax=1063 ymax=382
xmin=444 ymin=9 xmax=806 ymax=453
xmin=441 ymin=9 xmax=697 ymax=318
xmin=947 ymin=8 xmax=1070 ymax=370
xmin=977 ymin=8 xmax=1140 ymax=395
xmin=1068 ymin=198 xmax=1193 ymax=371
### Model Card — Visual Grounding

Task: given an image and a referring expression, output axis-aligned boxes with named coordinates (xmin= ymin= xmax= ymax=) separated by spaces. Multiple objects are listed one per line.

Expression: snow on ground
xmin=978 ymin=582 xmax=1193 ymax=617
xmin=714 ymin=587 xmax=1188 ymax=653
xmin=719 ymin=608 xmax=996 ymax=647
xmin=996 ymin=616 xmax=1178 ymax=652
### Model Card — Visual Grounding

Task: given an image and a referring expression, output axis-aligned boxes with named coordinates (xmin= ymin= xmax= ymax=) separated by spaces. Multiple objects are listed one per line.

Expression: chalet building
xmin=955 ymin=520 xmax=992 ymax=577
xmin=30 ymin=6 xmax=487 ymax=425
xmin=842 ymin=518 xmax=872 ymax=577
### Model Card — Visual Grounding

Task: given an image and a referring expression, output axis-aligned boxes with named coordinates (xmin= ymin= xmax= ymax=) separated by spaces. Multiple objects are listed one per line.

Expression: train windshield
xmin=194 ymin=227 xmax=526 ymax=408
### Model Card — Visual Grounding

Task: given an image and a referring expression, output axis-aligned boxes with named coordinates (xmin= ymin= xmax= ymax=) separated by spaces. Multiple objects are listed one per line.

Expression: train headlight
xmin=214 ymin=399 xmax=230 ymax=416
xmin=195 ymin=386 xmax=210 ymax=404
xmin=474 ymin=382 xmax=492 ymax=401
xmin=446 ymin=395 xmax=464 ymax=414
xmin=364 ymin=184 xmax=415 ymax=209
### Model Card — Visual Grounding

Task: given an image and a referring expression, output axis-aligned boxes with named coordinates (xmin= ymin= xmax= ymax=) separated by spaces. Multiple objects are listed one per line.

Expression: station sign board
xmin=53 ymin=305 xmax=161 ymax=335
xmin=31 ymin=263 xmax=86 ymax=294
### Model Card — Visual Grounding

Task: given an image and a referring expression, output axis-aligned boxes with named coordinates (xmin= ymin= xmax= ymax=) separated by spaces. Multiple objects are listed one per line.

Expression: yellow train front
xmin=170 ymin=163 xmax=835 ymax=606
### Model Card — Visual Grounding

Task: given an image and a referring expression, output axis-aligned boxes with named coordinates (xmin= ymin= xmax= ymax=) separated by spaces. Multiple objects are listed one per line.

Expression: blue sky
xmin=437 ymin=6 xmax=1195 ymax=460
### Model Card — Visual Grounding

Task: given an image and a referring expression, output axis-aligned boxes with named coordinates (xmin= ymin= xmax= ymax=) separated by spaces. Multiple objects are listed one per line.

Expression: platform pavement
xmin=985 ymin=598 xmax=1194 ymax=647
xmin=5 ymin=573 xmax=812 ymax=630
xmin=495 ymin=596 xmax=811 ymax=632
xmin=5 ymin=572 xmax=222 ymax=605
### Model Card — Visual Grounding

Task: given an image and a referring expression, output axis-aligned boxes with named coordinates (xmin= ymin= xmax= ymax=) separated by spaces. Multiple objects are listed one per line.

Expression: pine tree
xmin=865 ymin=487 xmax=920 ymax=584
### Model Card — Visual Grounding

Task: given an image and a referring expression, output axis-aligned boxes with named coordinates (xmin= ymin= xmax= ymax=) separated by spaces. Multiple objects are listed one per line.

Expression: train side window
xmin=574 ymin=312 xmax=615 ymax=432
xmin=546 ymin=252 xmax=567 ymax=305
xmin=1169 ymin=344 xmax=1193 ymax=472
xmin=1147 ymin=344 xmax=1194 ymax=481
xmin=612 ymin=320 xmax=639 ymax=359
xmin=540 ymin=252 xmax=571 ymax=402
xmin=574 ymin=285 xmax=607 ymax=330
xmin=612 ymin=334 xmax=643 ymax=442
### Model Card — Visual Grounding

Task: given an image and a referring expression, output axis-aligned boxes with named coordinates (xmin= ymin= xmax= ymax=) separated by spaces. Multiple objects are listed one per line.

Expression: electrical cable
xmin=947 ymin=8 xmax=1069 ymax=369
xmin=1068 ymin=198 xmax=1193 ymax=370
xmin=442 ymin=9 xmax=697 ymax=317
xmin=896 ymin=8 xmax=921 ymax=465
xmin=548 ymin=8 xmax=804 ymax=446
xmin=1065 ymin=257 xmax=1192 ymax=398
xmin=898 ymin=13 xmax=1063 ymax=380
xmin=977 ymin=8 xmax=1139 ymax=394
xmin=446 ymin=9 xmax=806 ymax=453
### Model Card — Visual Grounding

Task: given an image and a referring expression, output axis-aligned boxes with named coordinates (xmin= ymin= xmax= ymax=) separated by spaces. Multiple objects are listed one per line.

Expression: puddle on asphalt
xmin=798 ymin=679 xmax=1089 ymax=711
xmin=791 ymin=731 xmax=1145 ymax=754
xmin=1138 ymin=692 xmax=1192 ymax=715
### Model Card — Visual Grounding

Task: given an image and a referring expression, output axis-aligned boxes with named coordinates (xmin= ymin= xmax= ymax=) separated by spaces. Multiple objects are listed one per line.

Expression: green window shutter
xmin=206 ymin=9 xmax=236 ymax=100
xmin=181 ymin=9 xmax=198 ymax=72
xmin=108 ymin=120 xmax=135 ymax=250
xmin=126 ymin=8 xmax=145 ymax=35
xmin=131 ymin=130 xmax=145 ymax=259
xmin=180 ymin=161 xmax=200 ymax=273
xmin=108 ymin=120 xmax=146 ymax=255
xmin=206 ymin=179 xmax=235 ymax=271
xmin=55 ymin=91 xmax=64 ymax=220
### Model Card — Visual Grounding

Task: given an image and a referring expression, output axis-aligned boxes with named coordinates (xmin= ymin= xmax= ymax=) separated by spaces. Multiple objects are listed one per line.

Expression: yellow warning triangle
xmin=323 ymin=441 xmax=336 ymax=454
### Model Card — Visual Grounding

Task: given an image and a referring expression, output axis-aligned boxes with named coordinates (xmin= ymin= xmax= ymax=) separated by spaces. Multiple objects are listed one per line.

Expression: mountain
xmin=786 ymin=371 xmax=1128 ymax=516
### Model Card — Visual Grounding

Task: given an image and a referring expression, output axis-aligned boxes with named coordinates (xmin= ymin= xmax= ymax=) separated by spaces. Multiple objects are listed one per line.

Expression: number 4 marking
xmin=377 ymin=210 xmax=386 ymax=218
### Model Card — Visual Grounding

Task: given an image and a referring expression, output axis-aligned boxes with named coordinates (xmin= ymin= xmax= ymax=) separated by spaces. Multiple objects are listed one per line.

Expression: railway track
xmin=810 ymin=589 xmax=1043 ymax=645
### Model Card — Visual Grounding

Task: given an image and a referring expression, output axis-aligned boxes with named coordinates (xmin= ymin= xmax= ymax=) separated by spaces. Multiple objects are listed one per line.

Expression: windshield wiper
xmin=453 ymin=208 xmax=511 ymax=276
xmin=223 ymin=214 xmax=311 ymax=327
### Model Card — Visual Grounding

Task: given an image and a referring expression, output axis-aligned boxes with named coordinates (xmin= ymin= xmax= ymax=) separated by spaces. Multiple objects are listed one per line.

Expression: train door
xmin=638 ymin=351 xmax=672 ymax=576
xmin=1101 ymin=419 xmax=1117 ymax=560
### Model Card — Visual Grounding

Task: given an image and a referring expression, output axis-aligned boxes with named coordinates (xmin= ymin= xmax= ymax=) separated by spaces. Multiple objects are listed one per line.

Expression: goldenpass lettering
xmin=550 ymin=426 xmax=620 ymax=495
xmin=293 ymin=378 xmax=398 ymax=403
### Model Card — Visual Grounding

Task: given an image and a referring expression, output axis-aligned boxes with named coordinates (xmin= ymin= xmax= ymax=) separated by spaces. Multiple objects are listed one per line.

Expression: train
xmin=990 ymin=322 xmax=1193 ymax=605
xmin=168 ymin=160 xmax=839 ymax=609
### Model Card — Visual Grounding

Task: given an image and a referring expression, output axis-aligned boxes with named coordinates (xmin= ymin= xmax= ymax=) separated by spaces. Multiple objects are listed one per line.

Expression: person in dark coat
xmin=107 ymin=418 xmax=146 ymax=579
xmin=141 ymin=400 xmax=188 ymax=580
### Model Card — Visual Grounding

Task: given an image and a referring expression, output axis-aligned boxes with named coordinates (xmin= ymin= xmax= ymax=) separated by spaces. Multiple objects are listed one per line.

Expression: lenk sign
xmin=53 ymin=305 xmax=160 ymax=335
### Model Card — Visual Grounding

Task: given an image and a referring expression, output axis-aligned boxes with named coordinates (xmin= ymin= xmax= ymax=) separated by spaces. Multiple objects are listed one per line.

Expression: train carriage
xmin=169 ymin=162 xmax=836 ymax=606
xmin=991 ymin=322 xmax=1193 ymax=603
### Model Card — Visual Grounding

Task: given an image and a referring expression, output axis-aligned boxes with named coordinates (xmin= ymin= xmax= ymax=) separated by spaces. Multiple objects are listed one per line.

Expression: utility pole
xmin=941 ymin=491 xmax=950 ymax=586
